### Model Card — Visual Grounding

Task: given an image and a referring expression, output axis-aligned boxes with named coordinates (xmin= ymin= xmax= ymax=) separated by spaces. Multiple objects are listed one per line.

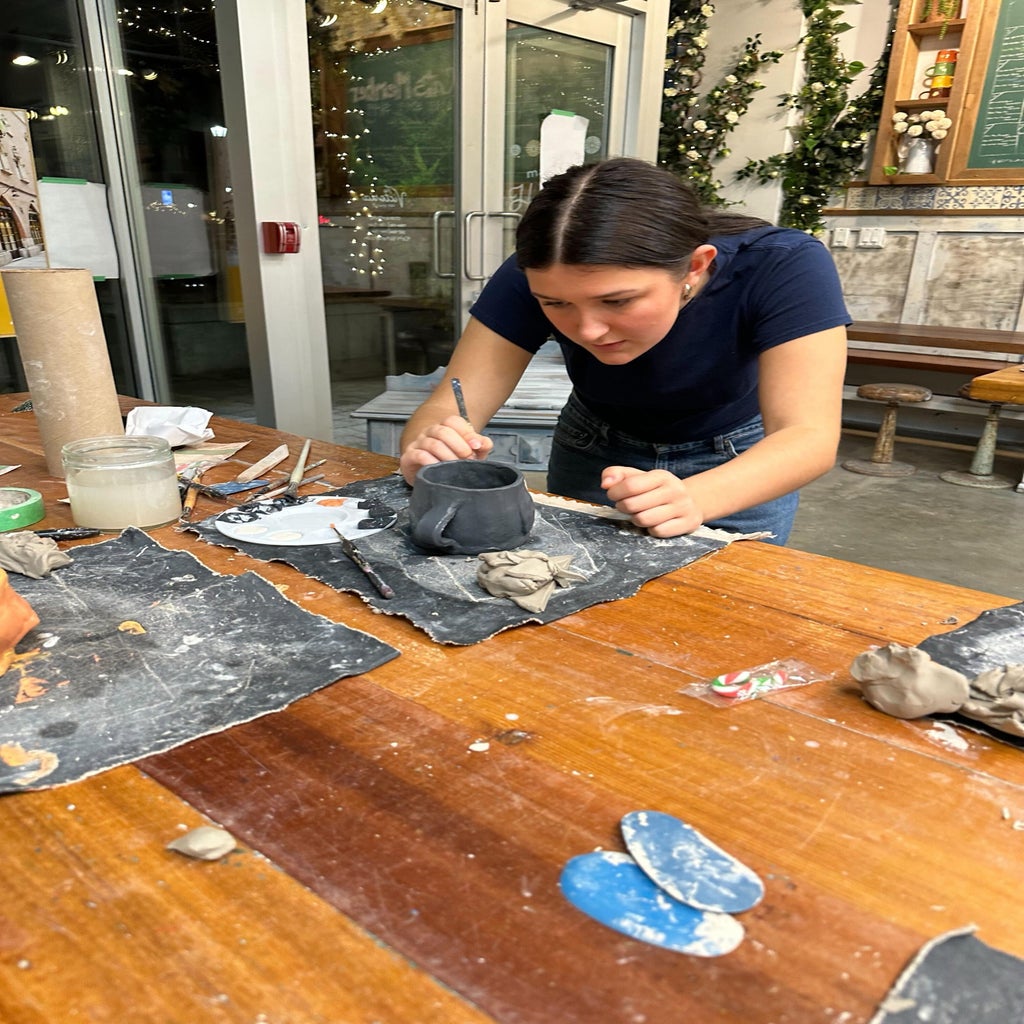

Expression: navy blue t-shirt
xmin=469 ymin=226 xmax=850 ymax=442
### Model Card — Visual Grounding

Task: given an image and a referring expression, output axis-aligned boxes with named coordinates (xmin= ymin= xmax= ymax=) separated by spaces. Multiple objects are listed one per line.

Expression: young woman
xmin=399 ymin=158 xmax=850 ymax=544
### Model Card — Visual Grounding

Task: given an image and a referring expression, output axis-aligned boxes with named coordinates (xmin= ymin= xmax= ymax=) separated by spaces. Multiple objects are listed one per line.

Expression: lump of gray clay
xmin=166 ymin=825 xmax=237 ymax=861
xmin=850 ymin=643 xmax=969 ymax=719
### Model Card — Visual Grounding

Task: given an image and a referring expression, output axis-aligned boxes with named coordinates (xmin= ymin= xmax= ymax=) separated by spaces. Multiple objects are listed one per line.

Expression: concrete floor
xmin=789 ymin=432 xmax=1024 ymax=600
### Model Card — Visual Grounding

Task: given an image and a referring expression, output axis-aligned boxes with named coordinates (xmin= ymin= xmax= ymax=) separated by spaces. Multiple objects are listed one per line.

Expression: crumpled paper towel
xmin=125 ymin=406 xmax=214 ymax=447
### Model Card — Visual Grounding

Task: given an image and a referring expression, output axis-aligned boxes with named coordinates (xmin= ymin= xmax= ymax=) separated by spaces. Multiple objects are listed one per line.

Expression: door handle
xmin=463 ymin=210 xmax=521 ymax=281
xmin=431 ymin=210 xmax=456 ymax=279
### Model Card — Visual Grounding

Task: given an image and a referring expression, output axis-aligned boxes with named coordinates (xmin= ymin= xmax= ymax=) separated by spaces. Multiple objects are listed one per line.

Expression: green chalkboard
xmin=346 ymin=38 xmax=455 ymax=188
xmin=968 ymin=0 xmax=1024 ymax=169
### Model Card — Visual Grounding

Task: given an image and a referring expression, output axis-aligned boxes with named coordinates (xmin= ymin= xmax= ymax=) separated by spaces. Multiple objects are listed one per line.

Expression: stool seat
xmin=855 ymin=383 xmax=932 ymax=405
xmin=843 ymin=382 xmax=932 ymax=477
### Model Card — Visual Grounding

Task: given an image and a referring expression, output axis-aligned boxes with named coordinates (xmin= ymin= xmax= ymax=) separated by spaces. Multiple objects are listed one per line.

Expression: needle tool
xmin=331 ymin=523 xmax=395 ymax=599
xmin=451 ymin=377 xmax=469 ymax=424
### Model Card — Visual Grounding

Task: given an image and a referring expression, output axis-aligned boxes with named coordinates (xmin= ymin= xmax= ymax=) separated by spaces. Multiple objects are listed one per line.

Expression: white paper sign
xmin=539 ymin=111 xmax=589 ymax=184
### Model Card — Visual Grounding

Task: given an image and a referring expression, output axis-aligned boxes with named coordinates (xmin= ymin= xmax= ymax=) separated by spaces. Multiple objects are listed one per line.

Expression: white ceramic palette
xmin=214 ymin=495 xmax=392 ymax=547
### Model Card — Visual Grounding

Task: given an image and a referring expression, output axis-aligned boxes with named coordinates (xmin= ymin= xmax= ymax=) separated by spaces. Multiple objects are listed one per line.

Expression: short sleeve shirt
xmin=469 ymin=225 xmax=850 ymax=442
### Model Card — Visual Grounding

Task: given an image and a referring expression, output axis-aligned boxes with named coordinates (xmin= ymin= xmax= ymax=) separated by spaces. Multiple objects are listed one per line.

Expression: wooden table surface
xmin=2 ymin=395 xmax=1023 ymax=1024
xmin=966 ymin=363 xmax=1024 ymax=405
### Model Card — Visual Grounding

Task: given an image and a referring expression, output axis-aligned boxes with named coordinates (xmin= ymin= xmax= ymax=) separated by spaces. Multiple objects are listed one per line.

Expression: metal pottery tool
xmin=331 ymin=523 xmax=395 ymax=599
xmin=451 ymin=377 xmax=469 ymax=423
xmin=254 ymin=473 xmax=325 ymax=502
xmin=33 ymin=527 xmax=103 ymax=540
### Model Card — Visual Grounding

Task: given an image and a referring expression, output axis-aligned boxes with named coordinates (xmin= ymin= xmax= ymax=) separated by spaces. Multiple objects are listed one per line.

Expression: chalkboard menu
xmin=967 ymin=0 xmax=1024 ymax=169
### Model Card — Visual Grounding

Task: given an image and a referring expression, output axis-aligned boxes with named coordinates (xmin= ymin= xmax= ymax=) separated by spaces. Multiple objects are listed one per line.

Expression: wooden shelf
xmin=907 ymin=17 xmax=966 ymax=34
xmin=868 ymin=0 xmax=1024 ymax=186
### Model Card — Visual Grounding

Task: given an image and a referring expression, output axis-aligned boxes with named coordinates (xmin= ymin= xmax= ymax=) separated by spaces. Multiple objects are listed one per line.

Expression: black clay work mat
xmin=869 ymin=927 xmax=1024 ymax=1024
xmin=1 ymin=529 xmax=399 ymax=792
xmin=187 ymin=473 xmax=731 ymax=646
xmin=919 ymin=601 xmax=1024 ymax=677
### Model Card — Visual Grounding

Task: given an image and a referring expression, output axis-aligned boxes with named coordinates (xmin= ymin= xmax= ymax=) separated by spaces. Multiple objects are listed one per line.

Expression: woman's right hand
xmin=399 ymin=415 xmax=494 ymax=485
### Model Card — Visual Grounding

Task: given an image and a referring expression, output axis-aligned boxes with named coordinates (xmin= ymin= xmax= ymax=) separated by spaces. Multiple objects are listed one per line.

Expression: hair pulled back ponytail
xmin=515 ymin=158 xmax=770 ymax=274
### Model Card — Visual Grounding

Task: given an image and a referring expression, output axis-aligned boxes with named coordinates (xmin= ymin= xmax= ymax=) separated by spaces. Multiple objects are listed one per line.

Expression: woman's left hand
xmin=601 ymin=466 xmax=703 ymax=538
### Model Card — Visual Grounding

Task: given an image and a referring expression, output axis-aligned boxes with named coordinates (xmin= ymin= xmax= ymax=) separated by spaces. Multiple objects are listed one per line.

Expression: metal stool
xmin=843 ymin=382 xmax=932 ymax=477
xmin=939 ymin=394 xmax=1015 ymax=489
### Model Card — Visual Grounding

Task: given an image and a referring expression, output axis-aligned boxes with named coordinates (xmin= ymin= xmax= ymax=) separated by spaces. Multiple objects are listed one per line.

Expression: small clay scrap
xmin=166 ymin=825 xmax=237 ymax=861
xmin=477 ymin=549 xmax=587 ymax=613
xmin=0 ymin=532 xmax=72 ymax=579
xmin=851 ymin=643 xmax=1024 ymax=740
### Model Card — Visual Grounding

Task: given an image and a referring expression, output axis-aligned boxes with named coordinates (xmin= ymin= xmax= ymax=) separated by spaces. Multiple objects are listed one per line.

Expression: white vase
xmin=898 ymin=136 xmax=937 ymax=175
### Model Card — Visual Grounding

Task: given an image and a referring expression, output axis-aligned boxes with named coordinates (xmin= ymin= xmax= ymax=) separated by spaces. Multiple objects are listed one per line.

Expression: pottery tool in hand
xmin=451 ymin=377 xmax=469 ymax=424
xmin=331 ymin=523 xmax=395 ymax=599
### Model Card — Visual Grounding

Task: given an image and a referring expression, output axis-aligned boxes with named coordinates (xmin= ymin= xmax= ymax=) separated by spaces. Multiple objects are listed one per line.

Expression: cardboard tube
xmin=1 ymin=268 xmax=124 ymax=476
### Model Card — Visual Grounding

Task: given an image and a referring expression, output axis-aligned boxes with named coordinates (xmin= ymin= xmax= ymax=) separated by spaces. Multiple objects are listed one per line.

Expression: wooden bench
xmin=847 ymin=321 xmax=1024 ymax=377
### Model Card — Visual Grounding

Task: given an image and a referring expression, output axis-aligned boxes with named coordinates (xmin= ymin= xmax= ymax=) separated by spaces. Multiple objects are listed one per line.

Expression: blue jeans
xmin=546 ymin=392 xmax=799 ymax=545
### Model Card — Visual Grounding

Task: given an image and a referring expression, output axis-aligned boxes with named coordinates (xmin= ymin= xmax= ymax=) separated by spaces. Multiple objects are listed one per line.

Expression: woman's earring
xmin=683 ymin=282 xmax=693 ymax=303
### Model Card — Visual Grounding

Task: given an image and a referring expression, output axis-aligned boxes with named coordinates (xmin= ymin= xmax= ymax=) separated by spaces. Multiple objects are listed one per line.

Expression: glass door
xmin=306 ymin=0 xmax=644 ymax=402
xmin=308 ymin=0 xmax=459 ymax=391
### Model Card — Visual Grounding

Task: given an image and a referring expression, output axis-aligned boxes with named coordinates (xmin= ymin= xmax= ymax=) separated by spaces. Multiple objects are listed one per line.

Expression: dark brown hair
xmin=515 ymin=157 xmax=771 ymax=274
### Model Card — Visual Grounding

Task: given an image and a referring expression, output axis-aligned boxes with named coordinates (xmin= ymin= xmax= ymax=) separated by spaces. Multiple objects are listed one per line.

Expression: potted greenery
xmin=918 ymin=0 xmax=961 ymax=36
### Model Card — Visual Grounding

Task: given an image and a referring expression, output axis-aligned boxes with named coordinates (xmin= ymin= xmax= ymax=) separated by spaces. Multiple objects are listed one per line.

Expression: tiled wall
xmin=842 ymin=184 xmax=1024 ymax=211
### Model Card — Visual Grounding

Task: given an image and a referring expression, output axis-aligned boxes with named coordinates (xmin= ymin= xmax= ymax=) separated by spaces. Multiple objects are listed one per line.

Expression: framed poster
xmin=0 ymin=107 xmax=46 ymax=336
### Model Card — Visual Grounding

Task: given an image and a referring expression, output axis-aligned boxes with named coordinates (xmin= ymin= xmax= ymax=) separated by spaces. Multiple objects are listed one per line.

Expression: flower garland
xmin=735 ymin=0 xmax=895 ymax=235
xmin=658 ymin=0 xmax=782 ymax=205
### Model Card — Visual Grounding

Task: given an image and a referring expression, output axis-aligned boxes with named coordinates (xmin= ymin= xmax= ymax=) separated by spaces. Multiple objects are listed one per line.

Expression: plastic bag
xmin=682 ymin=658 xmax=833 ymax=707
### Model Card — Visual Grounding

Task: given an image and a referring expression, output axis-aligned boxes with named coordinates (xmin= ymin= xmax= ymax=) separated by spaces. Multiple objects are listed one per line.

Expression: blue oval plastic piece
xmin=559 ymin=851 xmax=744 ymax=956
xmin=621 ymin=810 xmax=764 ymax=914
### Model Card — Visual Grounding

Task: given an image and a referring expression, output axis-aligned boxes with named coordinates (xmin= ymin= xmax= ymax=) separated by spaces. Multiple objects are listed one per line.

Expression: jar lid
xmin=61 ymin=434 xmax=173 ymax=469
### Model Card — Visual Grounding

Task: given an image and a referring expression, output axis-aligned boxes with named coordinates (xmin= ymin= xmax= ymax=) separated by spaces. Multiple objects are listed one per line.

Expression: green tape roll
xmin=0 ymin=487 xmax=45 ymax=532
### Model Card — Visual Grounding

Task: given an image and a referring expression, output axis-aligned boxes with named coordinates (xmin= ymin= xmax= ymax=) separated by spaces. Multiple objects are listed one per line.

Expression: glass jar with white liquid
xmin=62 ymin=435 xmax=182 ymax=530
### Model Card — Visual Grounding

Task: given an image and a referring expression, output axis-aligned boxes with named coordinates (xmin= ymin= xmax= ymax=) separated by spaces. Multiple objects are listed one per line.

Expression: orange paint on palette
xmin=118 ymin=621 xmax=147 ymax=634
xmin=316 ymin=498 xmax=348 ymax=507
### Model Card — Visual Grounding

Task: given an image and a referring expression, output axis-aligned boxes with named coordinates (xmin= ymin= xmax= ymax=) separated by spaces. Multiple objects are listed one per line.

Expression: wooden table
xmin=2 ymin=394 xmax=1023 ymax=1024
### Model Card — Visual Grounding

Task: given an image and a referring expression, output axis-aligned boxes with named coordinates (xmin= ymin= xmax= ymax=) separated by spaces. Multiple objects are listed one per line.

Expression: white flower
xmin=907 ymin=124 xmax=923 ymax=136
xmin=686 ymin=149 xmax=701 ymax=160
xmin=809 ymin=82 xmax=825 ymax=93
xmin=932 ymin=129 xmax=948 ymax=140
xmin=892 ymin=111 xmax=908 ymax=122
xmin=694 ymin=32 xmax=708 ymax=47
xmin=693 ymin=119 xmax=708 ymax=131
xmin=938 ymin=117 xmax=952 ymax=129
xmin=924 ymin=119 xmax=942 ymax=132
xmin=701 ymin=4 xmax=714 ymax=15
xmin=725 ymin=111 xmax=739 ymax=123
xmin=724 ymin=74 xmax=737 ymax=84
xmin=892 ymin=121 xmax=909 ymax=134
